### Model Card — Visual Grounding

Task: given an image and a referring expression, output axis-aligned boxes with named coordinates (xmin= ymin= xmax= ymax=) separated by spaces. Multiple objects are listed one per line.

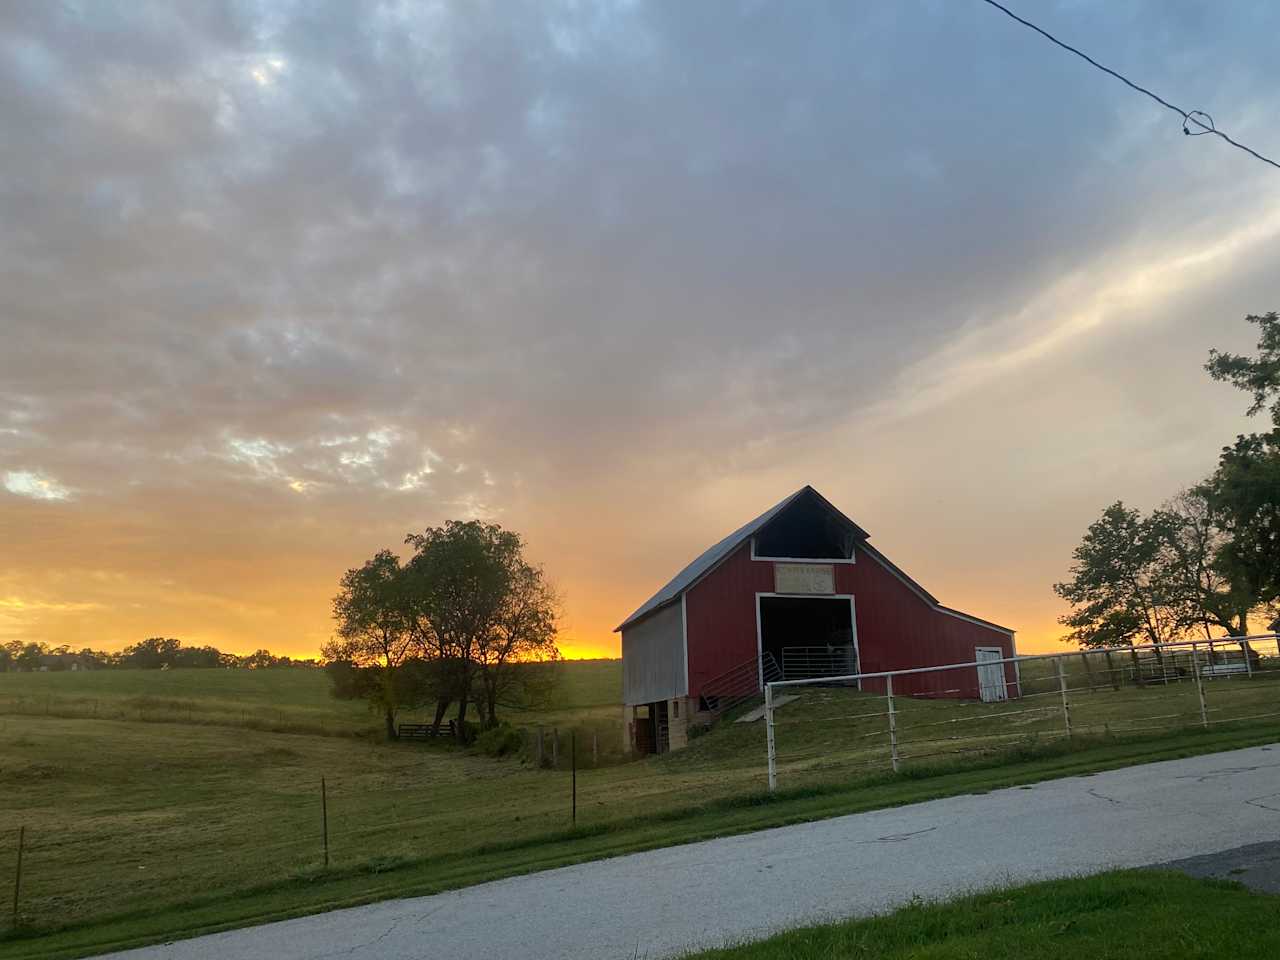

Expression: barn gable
xmin=616 ymin=486 xmax=867 ymax=632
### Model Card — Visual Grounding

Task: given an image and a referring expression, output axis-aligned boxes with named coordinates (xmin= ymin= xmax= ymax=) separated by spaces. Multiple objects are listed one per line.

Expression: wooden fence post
xmin=571 ymin=732 xmax=577 ymax=826
xmin=592 ymin=731 xmax=599 ymax=767
xmin=552 ymin=728 xmax=559 ymax=769
xmin=535 ymin=727 xmax=544 ymax=767
xmin=1056 ymin=658 xmax=1072 ymax=738
xmin=1080 ymin=652 xmax=1096 ymax=693
xmin=1104 ymin=650 xmax=1120 ymax=690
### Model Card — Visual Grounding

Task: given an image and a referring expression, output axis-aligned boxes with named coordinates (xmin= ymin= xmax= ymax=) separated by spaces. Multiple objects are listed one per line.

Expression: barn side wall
xmin=621 ymin=599 xmax=687 ymax=706
xmin=842 ymin=555 xmax=1018 ymax=698
xmin=682 ymin=541 xmax=1017 ymax=701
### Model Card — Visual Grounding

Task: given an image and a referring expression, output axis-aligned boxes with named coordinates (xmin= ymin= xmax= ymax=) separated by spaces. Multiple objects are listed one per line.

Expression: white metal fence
xmin=764 ymin=634 xmax=1280 ymax=792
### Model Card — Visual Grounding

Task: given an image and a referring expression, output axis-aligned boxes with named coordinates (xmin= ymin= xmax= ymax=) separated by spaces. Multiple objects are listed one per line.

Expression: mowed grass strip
xmin=684 ymin=870 xmax=1280 ymax=959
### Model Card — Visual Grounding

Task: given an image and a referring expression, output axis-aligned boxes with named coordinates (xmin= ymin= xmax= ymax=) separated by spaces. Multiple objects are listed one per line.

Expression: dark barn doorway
xmin=759 ymin=596 xmax=857 ymax=681
xmin=632 ymin=701 xmax=670 ymax=755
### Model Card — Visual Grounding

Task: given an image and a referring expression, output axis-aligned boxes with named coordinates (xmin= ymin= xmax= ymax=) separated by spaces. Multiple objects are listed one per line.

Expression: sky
xmin=2 ymin=1 xmax=1279 ymax=660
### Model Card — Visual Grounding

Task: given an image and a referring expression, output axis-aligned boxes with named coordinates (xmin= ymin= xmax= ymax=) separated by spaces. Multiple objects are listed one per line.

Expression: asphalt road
xmin=101 ymin=744 xmax=1280 ymax=960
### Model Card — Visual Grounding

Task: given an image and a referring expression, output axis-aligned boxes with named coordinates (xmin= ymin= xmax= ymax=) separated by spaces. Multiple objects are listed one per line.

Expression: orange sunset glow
xmin=3 ymin=3 xmax=1278 ymax=665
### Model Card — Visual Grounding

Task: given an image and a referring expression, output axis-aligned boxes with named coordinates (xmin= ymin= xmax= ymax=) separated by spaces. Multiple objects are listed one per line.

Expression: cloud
xmin=4 ymin=470 xmax=72 ymax=501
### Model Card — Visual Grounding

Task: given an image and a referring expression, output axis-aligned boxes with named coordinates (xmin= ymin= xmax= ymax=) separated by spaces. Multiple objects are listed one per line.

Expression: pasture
xmin=0 ymin=659 xmax=622 ymax=738
xmin=3 ymin=659 xmax=1280 ymax=959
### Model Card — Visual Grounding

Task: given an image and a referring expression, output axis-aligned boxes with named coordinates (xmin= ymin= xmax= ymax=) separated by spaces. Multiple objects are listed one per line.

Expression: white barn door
xmin=975 ymin=647 xmax=1008 ymax=703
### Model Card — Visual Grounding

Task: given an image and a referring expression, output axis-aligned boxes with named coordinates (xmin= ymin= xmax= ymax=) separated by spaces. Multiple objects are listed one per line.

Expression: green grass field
xmin=0 ymin=659 xmax=623 ymax=739
xmin=2 ymin=660 xmax=1279 ymax=960
xmin=686 ymin=871 xmax=1280 ymax=959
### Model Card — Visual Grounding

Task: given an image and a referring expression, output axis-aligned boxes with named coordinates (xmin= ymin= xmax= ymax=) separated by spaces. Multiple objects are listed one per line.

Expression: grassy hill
xmin=0 ymin=659 xmax=623 ymax=738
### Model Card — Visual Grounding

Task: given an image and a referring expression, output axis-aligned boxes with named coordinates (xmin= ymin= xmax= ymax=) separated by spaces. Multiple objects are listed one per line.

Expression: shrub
xmin=475 ymin=722 xmax=524 ymax=758
xmin=687 ymin=723 xmax=712 ymax=740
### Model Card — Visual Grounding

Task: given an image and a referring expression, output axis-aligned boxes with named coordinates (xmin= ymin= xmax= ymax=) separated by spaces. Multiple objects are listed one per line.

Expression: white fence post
xmin=1055 ymin=657 xmax=1071 ymax=738
xmin=886 ymin=674 xmax=900 ymax=773
xmin=1190 ymin=644 xmax=1208 ymax=728
xmin=765 ymin=681 xmax=777 ymax=793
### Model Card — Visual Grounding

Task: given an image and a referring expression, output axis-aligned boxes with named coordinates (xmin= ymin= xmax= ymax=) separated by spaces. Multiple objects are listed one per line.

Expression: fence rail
xmin=700 ymin=651 xmax=782 ymax=720
xmin=765 ymin=634 xmax=1280 ymax=792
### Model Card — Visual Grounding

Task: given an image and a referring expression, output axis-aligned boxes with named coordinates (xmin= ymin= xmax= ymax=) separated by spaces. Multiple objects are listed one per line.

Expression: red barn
xmin=617 ymin=486 xmax=1017 ymax=753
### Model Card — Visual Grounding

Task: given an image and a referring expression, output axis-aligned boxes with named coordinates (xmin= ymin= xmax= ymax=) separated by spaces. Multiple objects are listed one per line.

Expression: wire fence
xmin=0 ymin=717 xmax=628 ymax=938
xmin=764 ymin=634 xmax=1280 ymax=791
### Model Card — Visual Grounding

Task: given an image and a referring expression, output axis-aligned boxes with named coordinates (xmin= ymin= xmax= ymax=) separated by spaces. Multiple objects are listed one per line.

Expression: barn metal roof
xmin=615 ymin=485 xmax=870 ymax=632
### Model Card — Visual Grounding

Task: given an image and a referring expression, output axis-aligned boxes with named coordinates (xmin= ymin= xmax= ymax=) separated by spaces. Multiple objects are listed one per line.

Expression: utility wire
xmin=979 ymin=0 xmax=1280 ymax=172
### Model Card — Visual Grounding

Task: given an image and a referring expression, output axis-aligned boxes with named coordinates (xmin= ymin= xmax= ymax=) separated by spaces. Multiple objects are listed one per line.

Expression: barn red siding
xmin=682 ymin=540 xmax=1017 ymax=701
xmin=684 ymin=543 xmax=772 ymax=696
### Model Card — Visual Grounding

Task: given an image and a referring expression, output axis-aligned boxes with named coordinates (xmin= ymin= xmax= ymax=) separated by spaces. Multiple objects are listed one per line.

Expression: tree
xmin=1054 ymin=502 xmax=1181 ymax=650
xmin=1199 ymin=432 xmax=1280 ymax=615
xmin=324 ymin=549 xmax=415 ymax=740
xmin=403 ymin=520 xmax=560 ymax=740
xmin=1206 ymin=311 xmax=1280 ymax=427
xmin=404 ymin=521 xmax=517 ymax=741
xmin=118 ymin=637 xmax=183 ymax=669
xmin=1152 ymin=490 xmax=1252 ymax=638
xmin=13 ymin=642 xmax=43 ymax=670
xmin=1204 ymin=310 xmax=1280 ymax=613
xmin=475 ymin=560 xmax=561 ymax=728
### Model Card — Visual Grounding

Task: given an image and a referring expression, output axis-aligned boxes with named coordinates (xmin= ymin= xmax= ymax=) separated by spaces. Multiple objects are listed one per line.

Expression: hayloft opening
xmin=754 ymin=492 xmax=857 ymax=559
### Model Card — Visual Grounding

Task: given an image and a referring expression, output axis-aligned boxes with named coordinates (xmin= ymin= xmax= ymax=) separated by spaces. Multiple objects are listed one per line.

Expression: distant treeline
xmin=0 ymin=637 xmax=318 ymax=672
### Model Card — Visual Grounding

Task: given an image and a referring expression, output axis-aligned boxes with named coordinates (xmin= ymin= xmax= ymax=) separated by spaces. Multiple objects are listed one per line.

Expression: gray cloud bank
xmin=2 ymin=1 xmax=1278 ymax=650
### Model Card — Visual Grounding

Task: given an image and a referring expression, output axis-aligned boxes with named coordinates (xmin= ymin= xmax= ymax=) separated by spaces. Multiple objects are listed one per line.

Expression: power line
xmin=978 ymin=0 xmax=1280 ymax=172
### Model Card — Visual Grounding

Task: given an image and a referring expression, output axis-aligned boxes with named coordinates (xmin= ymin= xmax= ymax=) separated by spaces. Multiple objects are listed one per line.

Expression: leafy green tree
xmin=14 ymin=642 xmax=45 ymax=671
xmin=404 ymin=520 xmax=560 ymax=740
xmin=1206 ymin=311 xmax=1280 ymax=426
xmin=324 ymin=549 xmax=415 ymax=740
xmin=1054 ymin=502 xmax=1180 ymax=650
xmin=1204 ymin=311 xmax=1280 ymax=614
xmin=1199 ymin=433 xmax=1280 ymax=616
xmin=75 ymin=647 xmax=114 ymax=669
xmin=118 ymin=637 xmax=183 ymax=669
xmin=404 ymin=521 xmax=519 ymax=741
xmin=475 ymin=558 xmax=561 ymax=728
xmin=1152 ymin=490 xmax=1253 ymax=638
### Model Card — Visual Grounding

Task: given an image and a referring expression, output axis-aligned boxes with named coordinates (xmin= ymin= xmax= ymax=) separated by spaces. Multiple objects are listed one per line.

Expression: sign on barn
xmin=774 ymin=562 xmax=834 ymax=595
